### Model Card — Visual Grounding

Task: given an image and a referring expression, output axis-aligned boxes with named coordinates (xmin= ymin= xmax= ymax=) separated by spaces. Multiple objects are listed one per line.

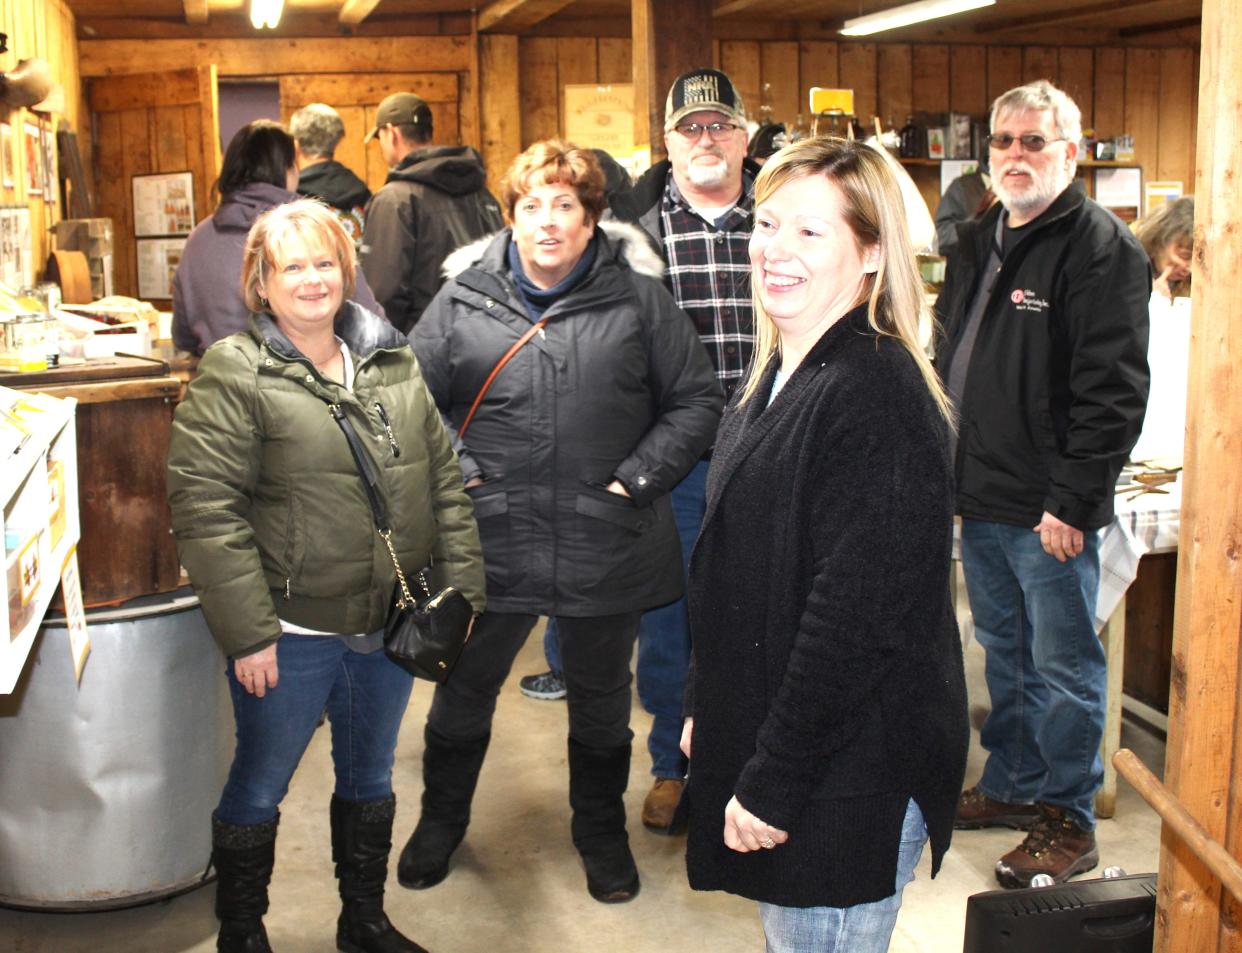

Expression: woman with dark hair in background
xmin=172 ymin=119 xmax=382 ymax=355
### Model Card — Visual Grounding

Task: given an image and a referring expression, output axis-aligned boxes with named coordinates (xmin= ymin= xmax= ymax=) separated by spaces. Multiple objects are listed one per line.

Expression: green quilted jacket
xmin=167 ymin=302 xmax=485 ymax=658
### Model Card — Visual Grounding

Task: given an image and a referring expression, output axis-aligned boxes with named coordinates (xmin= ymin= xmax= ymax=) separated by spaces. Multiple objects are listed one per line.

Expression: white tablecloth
xmin=1096 ymin=476 xmax=1181 ymax=630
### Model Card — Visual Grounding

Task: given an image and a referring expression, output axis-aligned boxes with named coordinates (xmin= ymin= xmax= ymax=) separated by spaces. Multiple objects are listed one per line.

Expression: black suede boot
xmin=332 ymin=794 xmax=429 ymax=953
xmin=568 ymin=738 xmax=640 ymax=904
xmin=397 ymin=727 xmax=490 ymax=890
xmin=212 ymin=813 xmax=279 ymax=953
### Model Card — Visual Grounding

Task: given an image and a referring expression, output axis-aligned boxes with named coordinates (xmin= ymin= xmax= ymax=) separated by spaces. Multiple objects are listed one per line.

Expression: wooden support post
xmin=1095 ymin=594 xmax=1125 ymax=819
xmin=1157 ymin=0 xmax=1242 ymax=948
xmin=479 ymin=33 xmax=522 ymax=195
xmin=630 ymin=0 xmax=713 ymax=164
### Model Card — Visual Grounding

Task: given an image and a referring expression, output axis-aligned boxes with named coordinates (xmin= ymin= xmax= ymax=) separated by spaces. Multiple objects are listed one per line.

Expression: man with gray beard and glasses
xmin=518 ymin=68 xmax=759 ymax=838
xmin=934 ymin=79 xmax=1150 ymax=889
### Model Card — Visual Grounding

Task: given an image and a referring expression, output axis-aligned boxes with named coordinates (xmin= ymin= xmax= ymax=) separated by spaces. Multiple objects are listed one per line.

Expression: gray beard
xmin=994 ymin=170 xmax=1069 ymax=218
xmin=684 ymin=161 xmax=730 ymax=190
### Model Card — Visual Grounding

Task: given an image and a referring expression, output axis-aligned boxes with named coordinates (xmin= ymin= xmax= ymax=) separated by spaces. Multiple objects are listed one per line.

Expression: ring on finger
xmin=759 ymin=835 xmax=776 ymax=849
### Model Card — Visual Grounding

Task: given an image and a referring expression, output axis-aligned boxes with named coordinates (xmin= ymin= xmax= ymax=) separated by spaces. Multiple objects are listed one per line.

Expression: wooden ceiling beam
xmin=339 ymin=0 xmax=384 ymax=26
xmin=976 ymin=0 xmax=1167 ymax=34
xmin=712 ymin=0 xmax=769 ymax=16
xmin=183 ymin=0 xmax=208 ymax=26
xmin=1119 ymin=16 xmax=1201 ymax=36
xmin=477 ymin=0 xmax=578 ymax=33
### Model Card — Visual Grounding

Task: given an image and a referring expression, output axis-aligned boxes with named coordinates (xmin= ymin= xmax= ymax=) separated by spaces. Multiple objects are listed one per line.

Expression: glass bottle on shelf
xmin=899 ymin=116 xmax=920 ymax=159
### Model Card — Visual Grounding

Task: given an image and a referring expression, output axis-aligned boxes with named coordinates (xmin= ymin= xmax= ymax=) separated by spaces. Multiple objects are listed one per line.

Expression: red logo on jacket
xmin=1011 ymin=289 xmax=1025 ymax=304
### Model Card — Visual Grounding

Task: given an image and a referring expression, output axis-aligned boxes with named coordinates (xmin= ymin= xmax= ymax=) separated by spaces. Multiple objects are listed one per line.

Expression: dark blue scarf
xmin=507 ymin=232 xmax=598 ymax=323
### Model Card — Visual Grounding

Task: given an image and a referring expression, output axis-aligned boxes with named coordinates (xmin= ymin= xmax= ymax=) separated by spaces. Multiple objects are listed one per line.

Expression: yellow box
xmin=809 ymin=87 xmax=855 ymax=115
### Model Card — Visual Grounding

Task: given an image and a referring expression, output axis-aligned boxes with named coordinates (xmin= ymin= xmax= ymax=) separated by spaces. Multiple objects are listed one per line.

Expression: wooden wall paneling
xmin=877 ymin=44 xmax=912 ymax=128
xmin=480 ymin=34 xmax=522 ymax=194
xmin=1157 ymin=48 xmax=1196 ymax=189
xmin=1093 ymin=47 xmax=1127 ymax=138
xmin=760 ymin=42 xmax=801 ymax=127
xmin=799 ymin=41 xmax=839 ymax=118
xmin=1058 ymin=47 xmax=1095 ymax=131
xmin=1023 ymin=45 xmax=1060 ymax=83
xmin=597 ymin=37 xmax=632 ymax=85
xmin=557 ymin=36 xmax=599 ymax=136
xmin=839 ymin=43 xmax=877 ymax=125
xmin=78 ymin=37 xmax=473 ymax=79
xmin=720 ymin=42 xmax=762 ymax=123
xmin=519 ymin=37 xmax=560 ymax=148
xmin=629 ymin=0 xmax=712 ymax=162
xmin=152 ymin=106 xmax=190 ymax=174
xmin=912 ymin=44 xmax=950 ymax=115
xmin=278 ymin=73 xmax=460 ymax=107
xmin=712 ymin=40 xmax=720 ymax=71
xmin=949 ymin=44 xmax=988 ymax=116
xmin=116 ymin=108 xmax=152 ymax=300
xmin=986 ymin=46 xmax=1023 ymax=105
xmin=1125 ymin=48 xmax=1161 ymax=190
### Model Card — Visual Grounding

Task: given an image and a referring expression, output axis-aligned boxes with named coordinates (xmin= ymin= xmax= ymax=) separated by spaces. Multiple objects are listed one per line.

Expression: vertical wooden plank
xmin=1058 ymin=47 xmax=1095 ymax=132
xmin=949 ymin=44 xmax=988 ymax=116
xmin=480 ymin=34 xmax=521 ymax=195
xmin=1157 ymin=48 xmax=1196 ymax=189
xmin=1158 ymin=2 xmax=1242 ymax=949
xmin=799 ymin=41 xmax=839 ymax=120
xmin=912 ymin=44 xmax=950 ymax=115
xmin=877 ymin=44 xmax=912 ymax=129
xmin=519 ymin=37 xmax=559 ymax=149
xmin=840 ymin=42 xmax=877 ymax=125
xmin=760 ymin=42 xmax=800 ymax=127
xmin=557 ymin=36 xmax=598 ymax=140
xmin=1125 ymin=49 xmax=1161 ymax=189
xmin=987 ymin=46 xmax=1023 ymax=105
xmin=597 ymin=38 xmax=632 ymax=86
xmin=1094 ymin=47 xmax=1127 ymax=138
xmin=712 ymin=40 xmax=720 ymax=71
xmin=720 ymin=41 xmax=761 ymax=123
xmin=1023 ymin=46 xmax=1059 ymax=84
xmin=92 ymin=109 xmax=125 ymax=288
xmin=153 ymin=105 xmax=189 ymax=173
xmin=117 ymin=107 xmax=152 ymax=297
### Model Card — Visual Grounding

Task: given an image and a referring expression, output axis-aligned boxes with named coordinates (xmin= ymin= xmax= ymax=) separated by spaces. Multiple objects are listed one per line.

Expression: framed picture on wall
xmin=132 ymin=172 xmax=195 ymax=237
xmin=0 ymin=124 xmax=14 ymax=189
xmin=41 ymin=126 xmax=57 ymax=206
xmin=23 ymin=123 xmax=42 ymax=195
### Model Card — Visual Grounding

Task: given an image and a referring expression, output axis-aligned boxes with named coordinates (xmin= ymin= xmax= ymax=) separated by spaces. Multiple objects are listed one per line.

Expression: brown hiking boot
xmin=994 ymin=803 xmax=1100 ymax=889
xmin=641 ymin=778 xmax=685 ymax=834
xmin=954 ymin=786 xmax=1040 ymax=830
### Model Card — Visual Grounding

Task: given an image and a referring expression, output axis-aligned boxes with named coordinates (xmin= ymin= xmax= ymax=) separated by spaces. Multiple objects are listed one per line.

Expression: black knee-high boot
xmin=212 ymin=813 xmax=279 ymax=953
xmin=396 ymin=726 xmax=491 ymax=889
xmin=332 ymin=794 xmax=429 ymax=953
xmin=568 ymin=738 xmax=640 ymax=903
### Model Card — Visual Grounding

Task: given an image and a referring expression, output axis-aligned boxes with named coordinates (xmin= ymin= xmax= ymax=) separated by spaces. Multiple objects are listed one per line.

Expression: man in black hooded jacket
xmin=290 ymin=102 xmax=371 ymax=250
xmin=360 ymin=92 xmax=503 ymax=333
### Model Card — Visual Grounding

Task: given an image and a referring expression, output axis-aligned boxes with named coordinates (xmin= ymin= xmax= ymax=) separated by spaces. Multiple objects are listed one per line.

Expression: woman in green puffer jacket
xmin=167 ymin=199 xmax=483 ymax=953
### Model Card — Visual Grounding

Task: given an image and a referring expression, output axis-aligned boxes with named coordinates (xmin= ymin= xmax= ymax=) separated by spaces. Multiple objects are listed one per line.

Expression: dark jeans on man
xmin=428 ymin=611 xmax=642 ymax=749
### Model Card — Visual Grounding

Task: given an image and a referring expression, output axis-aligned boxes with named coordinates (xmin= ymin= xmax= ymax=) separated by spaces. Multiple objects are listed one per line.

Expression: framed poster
xmin=1144 ymin=181 xmax=1184 ymax=218
xmin=1 ymin=206 xmax=35 ymax=288
xmin=132 ymin=172 xmax=195 ymax=237
xmin=0 ymin=123 xmax=13 ymax=189
xmin=23 ymin=123 xmax=42 ymax=195
xmin=136 ymin=237 xmax=187 ymax=299
xmin=563 ymin=85 xmax=635 ymax=158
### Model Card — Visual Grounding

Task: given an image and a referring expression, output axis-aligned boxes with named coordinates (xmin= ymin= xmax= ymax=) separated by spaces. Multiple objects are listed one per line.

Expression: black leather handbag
xmin=328 ymin=403 xmax=473 ymax=682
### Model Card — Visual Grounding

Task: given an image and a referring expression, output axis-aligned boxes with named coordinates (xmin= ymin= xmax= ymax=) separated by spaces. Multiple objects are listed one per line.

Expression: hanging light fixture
xmin=249 ymin=0 xmax=284 ymax=30
xmin=839 ymin=0 xmax=995 ymax=36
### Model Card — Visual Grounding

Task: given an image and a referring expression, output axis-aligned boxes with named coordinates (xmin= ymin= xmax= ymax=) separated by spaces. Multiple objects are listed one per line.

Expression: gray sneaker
xmin=519 ymin=670 xmax=567 ymax=700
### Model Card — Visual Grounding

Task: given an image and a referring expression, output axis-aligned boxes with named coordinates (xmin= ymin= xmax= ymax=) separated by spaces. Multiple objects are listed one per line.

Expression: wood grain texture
xmin=1157 ymin=48 xmax=1196 ymax=187
xmin=1159 ymin=0 xmax=1242 ymax=947
xmin=913 ymin=44 xmax=950 ymax=115
xmin=761 ymin=42 xmax=801 ymax=128
xmin=519 ymin=36 xmax=559 ymax=148
xmin=1093 ymin=46 xmax=1127 ymax=137
xmin=986 ymin=46 xmax=1022 ymax=105
xmin=1022 ymin=45 xmax=1059 ymax=84
xmin=1058 ymin=46 xmax=1095 ymax=130
xmin=949 ymin=44 xmax=988 ymax=115
xmin=481 ymin=34 xmax=522 ymax=193
xmin=597 ymin=37 xmax=632 ymax=85
xmin=720 ymin=41 xmax=762 ymax=123
xmin=799 ymin=41 xmax=840 ymax=113
xmin=877 ymin=44 xmax=913 ymax=127
xmin=839 ymin=43 xmax=877 ymax=125
xmin=1124 ymin=48 xmax=1161 ymax=190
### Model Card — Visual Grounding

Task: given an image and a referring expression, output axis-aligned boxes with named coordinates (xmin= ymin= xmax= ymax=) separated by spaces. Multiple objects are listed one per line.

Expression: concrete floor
xmin=1 ymin=626 xmax=1165 ymax=953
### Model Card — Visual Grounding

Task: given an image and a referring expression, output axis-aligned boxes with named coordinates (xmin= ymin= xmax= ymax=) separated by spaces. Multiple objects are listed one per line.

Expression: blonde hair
xmin=499 ymin=139 xmax=607 ymax=226
xmin=241 ymin=198 xmax=357 ymax=313
xmin=739 ymin=137 xmax=954 ymax=424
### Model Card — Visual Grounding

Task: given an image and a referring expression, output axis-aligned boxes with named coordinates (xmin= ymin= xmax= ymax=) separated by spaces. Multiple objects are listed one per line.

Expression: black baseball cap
xmin=665 ymin=68 xmax=746 ymax=130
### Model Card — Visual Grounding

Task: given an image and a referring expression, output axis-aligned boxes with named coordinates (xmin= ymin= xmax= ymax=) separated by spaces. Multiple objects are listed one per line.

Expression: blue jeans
xmin=758 ymin=799 xmax=926 ymax=953
xmin=215 ymin=635 xmax=414 ymax=826
xmin=962 ymin=518 xmax=1105 ymax=831
xmin=543 ymin=460 xmax=707 ymax=779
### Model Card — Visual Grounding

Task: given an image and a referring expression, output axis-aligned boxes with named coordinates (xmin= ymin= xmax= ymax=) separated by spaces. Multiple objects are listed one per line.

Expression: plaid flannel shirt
xmin=660 ymin=173 xmax=755 ymax=401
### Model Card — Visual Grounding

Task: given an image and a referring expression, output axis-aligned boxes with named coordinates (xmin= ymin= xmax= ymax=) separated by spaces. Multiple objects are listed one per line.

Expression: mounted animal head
xmin=0 ymin=58 xmax=52 ymax=109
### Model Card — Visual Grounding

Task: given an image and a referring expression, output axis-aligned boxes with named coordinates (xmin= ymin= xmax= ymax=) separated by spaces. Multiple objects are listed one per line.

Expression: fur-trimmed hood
xmin=441 ymin=219 xmax=665 ymax=282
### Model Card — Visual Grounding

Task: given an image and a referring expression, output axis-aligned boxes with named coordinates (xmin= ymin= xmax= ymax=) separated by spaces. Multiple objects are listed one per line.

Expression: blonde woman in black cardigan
xmin=682 ymin=137 xmax=968 ymax=952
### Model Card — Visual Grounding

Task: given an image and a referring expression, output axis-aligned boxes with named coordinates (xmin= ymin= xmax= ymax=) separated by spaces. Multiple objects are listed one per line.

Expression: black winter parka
xmin=934 ymin=186 xmax=1151 ymax=531
xmin=412 ymin=222 xmax=723 ymax=617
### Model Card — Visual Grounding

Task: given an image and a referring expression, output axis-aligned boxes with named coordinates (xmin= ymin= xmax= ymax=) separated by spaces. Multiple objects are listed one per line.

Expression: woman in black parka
xmin=402 ymin=140 xmax=722 ymax=904
xmin=682 ymin=138 xmax=968 ymax=952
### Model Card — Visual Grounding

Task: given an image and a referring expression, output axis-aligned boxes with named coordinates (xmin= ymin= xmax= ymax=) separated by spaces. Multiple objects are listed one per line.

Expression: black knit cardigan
xmin=684 ymin=304 xmax=969 ymax=908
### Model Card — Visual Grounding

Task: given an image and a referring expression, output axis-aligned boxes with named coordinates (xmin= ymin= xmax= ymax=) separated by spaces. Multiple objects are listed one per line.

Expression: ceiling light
xmin=839 ymin=0 xmax=995 ymax=36
xmin=250 ymin=0 xmax=284 ymax=29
